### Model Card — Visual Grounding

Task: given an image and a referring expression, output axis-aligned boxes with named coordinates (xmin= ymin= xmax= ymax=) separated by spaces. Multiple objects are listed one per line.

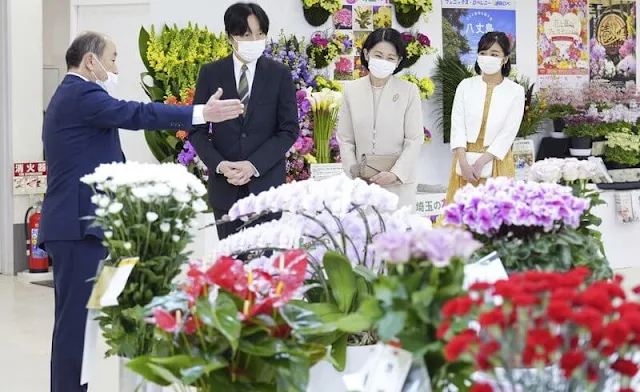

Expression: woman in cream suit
xmin=337 ymin=28 xmax=423 ymax=209
xmin=445 ymin=31 xmax=525 ymax=204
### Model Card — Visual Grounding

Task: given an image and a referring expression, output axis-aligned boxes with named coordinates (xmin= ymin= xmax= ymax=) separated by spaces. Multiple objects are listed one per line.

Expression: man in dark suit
xmin=189 ymin=2 xmax=299 ymax=240
xmin=40 ymin=31 xmax=244 ymax=392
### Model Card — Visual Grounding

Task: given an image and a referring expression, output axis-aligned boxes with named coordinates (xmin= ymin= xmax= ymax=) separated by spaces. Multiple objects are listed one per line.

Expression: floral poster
xmin=537 ymin=0 xmax=590 ymax=87
xmin=589 ymin=0 xmax=636 ymax=84
xmin=441 ymin=1 xmax=517 ymax=67
xmin=332 ymin=0 xmax=392 ymax=80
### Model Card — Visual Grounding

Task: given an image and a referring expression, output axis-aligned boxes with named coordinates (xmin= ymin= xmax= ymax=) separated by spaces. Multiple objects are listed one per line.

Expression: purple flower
xmin=178 ymin=141 xmax=196 ymax=166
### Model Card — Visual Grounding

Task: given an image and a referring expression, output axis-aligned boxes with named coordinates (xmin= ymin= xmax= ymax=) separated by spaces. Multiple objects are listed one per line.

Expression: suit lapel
xmin=245 ymin=57 xmax=269 ymax=123
xmin=220 ymin=56 xmax=240 ymax=100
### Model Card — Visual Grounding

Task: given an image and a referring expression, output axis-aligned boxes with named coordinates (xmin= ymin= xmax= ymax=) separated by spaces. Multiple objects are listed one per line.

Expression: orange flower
xmin=176 ymin=130 xmax=187 ymax=140
xmin=165 ymin=96 xmax=178 ymax=104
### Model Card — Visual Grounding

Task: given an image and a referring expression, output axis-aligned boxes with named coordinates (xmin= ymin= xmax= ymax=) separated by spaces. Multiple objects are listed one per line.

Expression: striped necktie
xmin=238 ymin=64 xmax=249 ymax=115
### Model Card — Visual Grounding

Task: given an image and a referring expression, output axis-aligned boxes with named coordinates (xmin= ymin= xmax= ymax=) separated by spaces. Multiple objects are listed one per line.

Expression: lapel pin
xmin=393 ymin=94 xmax=399 ymax=102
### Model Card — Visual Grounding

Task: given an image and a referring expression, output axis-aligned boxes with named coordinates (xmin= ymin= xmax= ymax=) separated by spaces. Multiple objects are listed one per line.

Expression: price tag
xmin=463 ymin=251 xmax=508 ymax=290
xmin=99 ymin=257 xmax=139 ymax=307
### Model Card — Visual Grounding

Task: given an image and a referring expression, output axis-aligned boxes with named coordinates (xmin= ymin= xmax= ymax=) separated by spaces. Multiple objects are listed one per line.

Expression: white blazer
xmin=337 ymin=76 xmax=423 ymax=208
xmin=450 ymin=76 xmax=525 ymax=160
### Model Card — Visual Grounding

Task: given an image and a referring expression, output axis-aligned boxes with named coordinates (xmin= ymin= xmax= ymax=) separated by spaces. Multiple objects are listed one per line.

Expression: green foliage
xmin=546 ymin=104 xmax=577 ymax=119
xmin=563 ymin=123 xmax=609 ymax=139
xmin=604 ymin=131 xmax=640 ymax=166
xmin=475 ymin=228 xmax=612 ymax=281
xmin=433 ymin=55 xmax=473 ymax=143
xmin=359 ymin=258 xmax=473 ymax=391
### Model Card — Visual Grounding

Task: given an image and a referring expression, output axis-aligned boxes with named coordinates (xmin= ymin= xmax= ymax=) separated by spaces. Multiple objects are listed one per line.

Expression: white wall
xmin=10 ymin=0 xmax=44 ymax=226
xmin=43 ymin=0 xmax=71 ymax=107
xmin=68 ymin=0 xmax=538 ymax=186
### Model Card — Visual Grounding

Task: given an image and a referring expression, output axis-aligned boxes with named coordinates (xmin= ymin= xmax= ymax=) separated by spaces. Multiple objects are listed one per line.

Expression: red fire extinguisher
xmin=25 ymin=201 xmax=49 ymax=273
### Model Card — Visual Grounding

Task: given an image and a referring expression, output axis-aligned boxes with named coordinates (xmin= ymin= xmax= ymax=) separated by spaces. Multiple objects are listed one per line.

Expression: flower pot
xmin=118 ymin=357 xmax=164 ymax=392
xmin=552 ymin=119 xmax=565 ymax=132
xmin=570 ymin=136 xmax=592 ymax=150
xmin=303 ymin=6 xmax=332 ymax=27
xmin=592 ymin=140 xmax=606 ymax=156
xmin=405 ymin=54 xmax=419 ymax=68
xmin=395 ymin=8 xmax=421 ymax=28
xmin=308 ymin=345 xmax=377 ymax=392
xmin=569 ymin=148 xmax=592 ymax=157
xmin=605 ymin=160 xmax=635 ymax=170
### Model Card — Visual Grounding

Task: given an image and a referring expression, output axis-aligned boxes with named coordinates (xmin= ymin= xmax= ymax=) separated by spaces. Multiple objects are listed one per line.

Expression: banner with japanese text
xmin=442 ymin=0 xmax=517 ymax=68
xmin=537 ymin=0 xmax=590 ymax=87
xmin=589 ymin=0 xmax=636 ymax=85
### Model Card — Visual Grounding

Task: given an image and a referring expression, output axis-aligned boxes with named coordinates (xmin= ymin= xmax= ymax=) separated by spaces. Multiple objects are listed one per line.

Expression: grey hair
xmin=65 ymin=31 xmax=107 ymax=69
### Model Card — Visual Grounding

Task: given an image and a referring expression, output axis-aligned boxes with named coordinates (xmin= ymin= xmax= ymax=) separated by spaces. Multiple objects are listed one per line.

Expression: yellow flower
xmin=304 ymin=154 xmax=318 ymax=164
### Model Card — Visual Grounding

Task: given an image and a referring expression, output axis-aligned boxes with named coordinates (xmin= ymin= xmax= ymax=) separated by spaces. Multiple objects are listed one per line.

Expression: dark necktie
xmin=238 ymin=64 xmax=249 ymax=115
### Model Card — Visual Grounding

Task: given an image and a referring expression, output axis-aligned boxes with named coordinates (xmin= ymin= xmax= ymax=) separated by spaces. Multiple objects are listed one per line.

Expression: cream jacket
xmin=337 ymin=76 xmax=423 ymax=208
xmin=450 ymin=76 xmax=525 ymax=160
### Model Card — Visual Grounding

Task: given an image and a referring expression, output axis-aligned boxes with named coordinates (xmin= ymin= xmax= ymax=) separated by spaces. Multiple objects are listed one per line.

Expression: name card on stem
xmin=310 ymin=163 xmax=343 ymax=181
xmin=463 ymin=251 xmax=508 ymax=290
xmin=100 ymin=257 xmax=139 ymax=307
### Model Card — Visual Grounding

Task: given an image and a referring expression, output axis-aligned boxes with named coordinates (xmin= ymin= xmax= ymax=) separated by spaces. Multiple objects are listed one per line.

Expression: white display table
xmin=592 ymin=189 xmax=640 ymax=270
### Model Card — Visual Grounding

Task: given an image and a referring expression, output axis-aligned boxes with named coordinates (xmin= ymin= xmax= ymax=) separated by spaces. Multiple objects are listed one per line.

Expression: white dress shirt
xmin=66 ymin=72 xmax=206 ymax=125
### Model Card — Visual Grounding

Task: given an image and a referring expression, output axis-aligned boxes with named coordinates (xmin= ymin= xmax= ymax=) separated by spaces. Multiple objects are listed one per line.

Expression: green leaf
xmin=323 ymin=251 xmax=356 ymax=313
xmin=180 ymin=357 xmax=228 ymax=385
xmin=239 ymin=334 xmax=286 ymax=357
xmin=279 ymin=302 xmax=337 ymax=335
xmin=330 ymin=333 xmax=349 ymax=372
xmin=138 ymin=26 xmax=152 ymax=73
xmin=195 ymin=293 xmax=241 ymax=352
xmin=275 ymin=354 xmax=310 ymax=392
xmin=353 ymin=265 xmax=377 ymax=282
xmin=126 ymin=356 xmax=172 ymax=386
xmin=376 ymin=311 xmax=406 ymax=342
xmin=330 ymin=313 xmax=371 ymax=333
xmin=358 ymin=297 xmax=383 ymax=321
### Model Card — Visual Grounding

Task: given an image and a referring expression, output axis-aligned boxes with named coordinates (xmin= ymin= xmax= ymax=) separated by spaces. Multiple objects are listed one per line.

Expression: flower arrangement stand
xmin=308 ymin=345 xmax=377 ymax=392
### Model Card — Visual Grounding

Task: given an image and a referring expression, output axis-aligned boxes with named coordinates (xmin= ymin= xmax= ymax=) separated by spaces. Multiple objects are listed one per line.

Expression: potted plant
xmin=433 ymin=55 xmax=474 ymax=143
xmin=302 ymin=0 xmax=341 ymax=27
xmin=359 ymin=227 xmax=482 ymax=391
xmin=80 ymin=162 xmax=209 ymax=390
xmin=441 ymin=268 xmax=640 ymax=391
xmin=546 ymin=104 xmax=578 ymax=138
xmin=210 ymin=174 xmax=434 ymax=391
xmin=400 ymin=31 xmax=436 ymax=67
xmin=516 ymin=83 xmax=548 ymax=139
xmin=443 ymin=177 xmax=612 ymax=281
xmin=604 ymin=131 xmax=640 ymax=169
xmin=399 ymin=73 xmax=435 ymax=100
xmin=390 ymin=0 xmax=433 ymax=28
xmin=126 ymin=250 xmax=332 ymax=391
xmin=563 ymin=115 xmax=605 ymax=157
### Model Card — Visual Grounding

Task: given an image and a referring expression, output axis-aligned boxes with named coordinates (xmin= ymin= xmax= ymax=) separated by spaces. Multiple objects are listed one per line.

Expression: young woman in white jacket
xmin=445 ymin=31 xmax=525 ymax=204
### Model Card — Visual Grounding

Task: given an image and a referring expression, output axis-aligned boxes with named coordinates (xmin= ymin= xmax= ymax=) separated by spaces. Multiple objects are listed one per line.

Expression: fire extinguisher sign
xmin=13 ymin=161 xmax=47 ymax=195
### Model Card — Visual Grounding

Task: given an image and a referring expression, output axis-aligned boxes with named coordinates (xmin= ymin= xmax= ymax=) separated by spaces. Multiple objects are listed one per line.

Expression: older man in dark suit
xmin=189 ymin=2 xmax=299 ymax=240
xmin=40 ymin=31 xmax=244 ymax=392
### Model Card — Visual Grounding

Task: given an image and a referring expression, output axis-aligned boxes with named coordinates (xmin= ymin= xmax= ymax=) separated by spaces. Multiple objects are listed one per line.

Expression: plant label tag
xmin=463 ymin=251 xmax=508 ymax=289
xmin=86 ymin=265 xmax=116 ymax=309
xmin=100 ymin=257 xmax=139 ymax=307
xmin=363 ymin=344 xmax=413 ymax=392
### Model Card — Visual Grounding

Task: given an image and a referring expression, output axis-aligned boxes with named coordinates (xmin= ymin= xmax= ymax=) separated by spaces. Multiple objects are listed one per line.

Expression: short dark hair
xmin=65 ymin=31 xmax=107 ymax=70
xmin=474 ymin=31 xmax=512 ymax=77
xmin=224 ymin=2 xmax=270 ymax=37
xmin=360 ymin=28 xmax=407 ymax=74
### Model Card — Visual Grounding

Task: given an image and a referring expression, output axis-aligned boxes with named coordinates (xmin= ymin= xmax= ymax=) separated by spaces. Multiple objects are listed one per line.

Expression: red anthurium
xmin=153 ymin=309 xmax=180 ymax=333
xmin=205 ymin=256 xmax=248 ymax=297
xmin=269 ymin=250 xmax=308 ymax=308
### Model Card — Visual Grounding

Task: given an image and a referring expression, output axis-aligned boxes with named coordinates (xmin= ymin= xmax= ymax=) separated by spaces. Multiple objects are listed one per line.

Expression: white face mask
xmin=477 ymin=55 xmax=504 ymax=75
xmin=368 ymin=57 xmax=397 ymax=79
xmin=92 ymin=54 xmax=118 ymax=93
xmin=234 ymin=39 xmax=266 ymax=63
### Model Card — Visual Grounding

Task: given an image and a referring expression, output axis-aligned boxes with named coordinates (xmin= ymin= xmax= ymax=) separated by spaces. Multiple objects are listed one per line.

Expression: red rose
xmin=578 ymin=286 xmax=614 ymax=313
xmin=437 ymin=319 xmax=451 ymax=339
xmin=494 ymin=280 xmax=521 ymax=297
xmin=550 ymin=288 xmax=578 ymax=303
xmin=512 ymin=293 xmax=539 ymax=307
xmin=547 ymin=300 xmax=572 ymax=324
xmin=604 ymin=320 xmax=631 ymax=348
xmin=591 ymin=281 xmax=626 ymax=300
xmin=479 ymin=307 xmax=505 ymax=328
xmin=470 ymin=382 xmax=494 ymax=392
xmin=611 ymin=358 xmax=639 ymax=377
xmin=571 ymin=308 xmax=604 ymax=333
xmin=442 ymin=296 xmax=474 ymax=318
xmin=444 ymin=329 xmax=478 ymax=362
xmin=559 ymin=350 xmax=586 ymax=378
xmin=526 ymin=328 xmax=559 ymax=356
xmin=476 ymin=341 xmax=500 ymax=370
xmin=557 ymin=267 xmax=590 ymax=288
